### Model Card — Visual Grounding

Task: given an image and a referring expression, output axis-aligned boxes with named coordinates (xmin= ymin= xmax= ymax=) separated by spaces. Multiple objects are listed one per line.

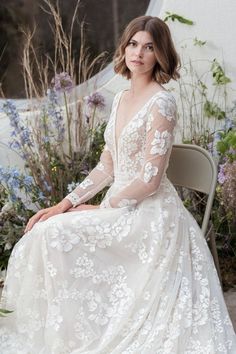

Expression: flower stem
xmin=64 ymin=92 xmax=73 ymax=160
xmin=90 ymin=106 xmax=96 ymax=149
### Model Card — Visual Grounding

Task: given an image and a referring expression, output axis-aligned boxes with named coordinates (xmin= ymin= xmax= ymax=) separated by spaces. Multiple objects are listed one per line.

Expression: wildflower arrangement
xmin=0 ymin=0 xmax=109 ymax=272
xmin=0 ymin=72 xmax=107 ymax=270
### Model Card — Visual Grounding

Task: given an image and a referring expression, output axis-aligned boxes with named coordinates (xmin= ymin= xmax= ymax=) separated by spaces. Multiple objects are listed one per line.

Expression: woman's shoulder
xmin=152 ymin=90 xmax=177 ymax=120
xmin=155 ymin=89 xmax=176 ymax=104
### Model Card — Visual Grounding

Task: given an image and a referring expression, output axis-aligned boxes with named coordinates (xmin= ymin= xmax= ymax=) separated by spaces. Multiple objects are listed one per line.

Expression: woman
xmin=1 ymin=16 xmax=235 ymax=354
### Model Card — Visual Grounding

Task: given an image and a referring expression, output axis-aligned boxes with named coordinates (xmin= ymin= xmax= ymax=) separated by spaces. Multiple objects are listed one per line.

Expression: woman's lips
xmin=131 ymin=60 xmax=144 ymax=65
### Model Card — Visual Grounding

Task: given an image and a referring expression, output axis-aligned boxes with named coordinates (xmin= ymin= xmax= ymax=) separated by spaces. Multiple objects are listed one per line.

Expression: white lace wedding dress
xmin=0 ymin=90 xmax=235 ymax=354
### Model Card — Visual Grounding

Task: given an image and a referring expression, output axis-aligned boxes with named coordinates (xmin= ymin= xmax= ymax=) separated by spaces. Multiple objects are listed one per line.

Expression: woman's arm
xmin=25 ymin=144 xmax=114 ymax=232
xmin=64 ymin=144 xmax=114 ymax=207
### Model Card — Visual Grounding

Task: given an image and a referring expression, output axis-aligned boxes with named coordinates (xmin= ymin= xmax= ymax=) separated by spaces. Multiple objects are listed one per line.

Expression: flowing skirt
xmin=0 ymin=179 xmax=236 ymax=353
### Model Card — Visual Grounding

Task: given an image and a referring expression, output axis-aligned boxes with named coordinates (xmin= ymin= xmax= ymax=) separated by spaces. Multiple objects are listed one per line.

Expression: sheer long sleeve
xmin=65 ymin=144 xmax=114 ymax=206
xmin=100 ymin=98 xmax=176 ymax=209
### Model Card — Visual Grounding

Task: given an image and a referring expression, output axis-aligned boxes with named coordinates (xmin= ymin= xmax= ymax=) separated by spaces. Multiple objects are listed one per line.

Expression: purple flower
xmin=51 ymin=72 xmax=74 ymax=93
xmin=85 ymin=92 xmax=105 ymax=110
xmin=218 ymin=163 xmax=226 ymax=184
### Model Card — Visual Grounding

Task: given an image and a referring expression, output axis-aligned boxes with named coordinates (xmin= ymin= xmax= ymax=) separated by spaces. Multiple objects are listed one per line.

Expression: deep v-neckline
xmin=113 ymin=89 xmax=167 ymax=169
xmin=114 ymin=89 xmax=166 ymax=143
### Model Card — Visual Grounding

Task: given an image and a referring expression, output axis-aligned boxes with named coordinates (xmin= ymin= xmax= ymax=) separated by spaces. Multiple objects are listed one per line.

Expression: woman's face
xmin=125 ymin=31 xmax=157 ymax=78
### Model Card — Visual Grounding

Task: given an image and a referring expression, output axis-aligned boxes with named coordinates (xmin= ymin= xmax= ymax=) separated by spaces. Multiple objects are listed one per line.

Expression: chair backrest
xmin=166 ymin=144 xmax=218 ymax=237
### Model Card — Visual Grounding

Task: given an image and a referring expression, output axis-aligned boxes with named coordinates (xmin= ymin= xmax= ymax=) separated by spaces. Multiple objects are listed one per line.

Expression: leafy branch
xmin=164 ymin=12 xmax=194 ymax=25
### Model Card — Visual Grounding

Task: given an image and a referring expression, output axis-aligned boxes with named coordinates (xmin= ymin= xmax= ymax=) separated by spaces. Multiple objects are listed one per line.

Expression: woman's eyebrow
xmin=130 ymin=39 xmax=153 ymax=45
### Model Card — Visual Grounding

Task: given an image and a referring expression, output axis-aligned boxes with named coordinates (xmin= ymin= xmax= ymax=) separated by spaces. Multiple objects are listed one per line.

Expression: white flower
xmin=1 ymin=202 xmax=13 ymax=213
xmin=150 ymin=130 xmax=172 ymax=155
xmin=67 ymin=181 xmax=80 ymax=193
xmin=143 ymin=162 xmax=158 ymax=183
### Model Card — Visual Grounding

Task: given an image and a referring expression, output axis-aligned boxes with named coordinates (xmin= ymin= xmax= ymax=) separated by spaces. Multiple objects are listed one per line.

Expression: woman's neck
xmin=129 ymin=75 xmax=158 ymax=97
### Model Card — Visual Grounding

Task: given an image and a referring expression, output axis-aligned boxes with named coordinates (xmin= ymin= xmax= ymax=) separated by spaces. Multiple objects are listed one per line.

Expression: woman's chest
xmin=104 ymin=106 xmax=151 ymax=155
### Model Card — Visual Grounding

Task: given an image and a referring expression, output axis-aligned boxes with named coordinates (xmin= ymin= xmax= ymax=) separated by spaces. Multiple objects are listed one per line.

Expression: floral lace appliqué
xmin=117 ymin=199 xmax=137 ymax=208
xmin=79 ymin=178 xmax=94 ymax=189
xmin=96 ymin=162 xmax=105 ymax=171
xmin=150 ymin=130 xmax=172 ymax=155
xmin=156 ymin=93 xmax=176 ymax=121
xmin=143 ymin=162 xmax=158 ymax=183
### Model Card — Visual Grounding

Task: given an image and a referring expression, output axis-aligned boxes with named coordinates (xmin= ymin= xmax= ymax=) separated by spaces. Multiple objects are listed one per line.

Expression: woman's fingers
xmin=24 ymin=209 xmax=49 ymax=233
xmin=24 ymin=204 xmax=99 ymax=233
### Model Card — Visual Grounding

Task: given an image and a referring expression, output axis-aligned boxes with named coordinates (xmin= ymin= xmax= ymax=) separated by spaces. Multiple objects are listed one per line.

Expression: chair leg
xmin=208 ymin=225 xmax=223 ymax=289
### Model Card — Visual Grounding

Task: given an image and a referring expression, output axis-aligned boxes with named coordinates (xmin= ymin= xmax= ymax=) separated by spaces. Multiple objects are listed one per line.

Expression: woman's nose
xmin=135 ymin=45 xmax=143 ymax=58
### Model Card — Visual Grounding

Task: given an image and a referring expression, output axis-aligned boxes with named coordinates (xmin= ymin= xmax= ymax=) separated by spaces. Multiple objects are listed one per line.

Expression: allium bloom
xmin=51 ymin=72 xmax=74 ymax=93
xmin=85 ymin=92 xmax=105 ymax=110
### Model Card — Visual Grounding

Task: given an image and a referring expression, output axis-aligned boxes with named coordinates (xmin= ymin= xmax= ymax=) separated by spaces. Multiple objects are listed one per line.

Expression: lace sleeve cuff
xmin=65 ymin=192 xmax=81 ymax=207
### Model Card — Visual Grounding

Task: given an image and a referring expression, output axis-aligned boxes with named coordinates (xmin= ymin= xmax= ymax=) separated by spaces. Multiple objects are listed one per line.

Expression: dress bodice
xmin=104 ymin=90 xmax=177 ymax=181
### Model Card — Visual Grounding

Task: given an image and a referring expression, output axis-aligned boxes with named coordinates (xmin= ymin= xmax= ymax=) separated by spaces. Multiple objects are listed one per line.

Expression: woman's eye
xmin=128 ymin=41 xmax=136 ymax=47
xmin=146 ymin=45 xmax=154 ymax=51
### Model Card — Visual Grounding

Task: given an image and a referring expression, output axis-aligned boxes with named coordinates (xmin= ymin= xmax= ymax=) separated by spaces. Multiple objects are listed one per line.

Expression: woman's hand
xmin=24 ymin=198 xmax=72 ymax=233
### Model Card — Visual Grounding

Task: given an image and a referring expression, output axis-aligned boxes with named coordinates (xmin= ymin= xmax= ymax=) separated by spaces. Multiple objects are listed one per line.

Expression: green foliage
xmin=164 ymin=12 xmax=194 ymax=25
xmin=177 ymin=55 xmax=231 ymax=143
xmin=211 ymin=59 xmax=231 ymax=86
xmin=216 ymin=130 xmax=236 ymax=162
xmin=0 ymin=309 xmax=13 ymax=317
xmin=203 ymin=100 xmax=226 ymax=120
xmin=193 ymin=37 xmax=206 ymax=46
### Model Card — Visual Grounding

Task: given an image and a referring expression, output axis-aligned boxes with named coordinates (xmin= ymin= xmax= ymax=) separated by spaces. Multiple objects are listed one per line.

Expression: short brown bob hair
xmin=114 ymin=16 xmax=180 ymax=84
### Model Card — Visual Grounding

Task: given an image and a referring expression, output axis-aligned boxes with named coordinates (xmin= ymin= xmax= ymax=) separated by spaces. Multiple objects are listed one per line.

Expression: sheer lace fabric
xmin=0 ymin=90 xmax=235 ymax=354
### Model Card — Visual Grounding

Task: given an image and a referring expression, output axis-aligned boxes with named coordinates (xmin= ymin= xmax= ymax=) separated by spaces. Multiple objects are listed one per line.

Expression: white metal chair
xmin=167 ymin=143 xmax=222 ymax=285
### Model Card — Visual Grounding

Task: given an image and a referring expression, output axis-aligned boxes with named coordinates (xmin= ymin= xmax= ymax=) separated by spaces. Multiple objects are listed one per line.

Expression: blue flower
xmin=47 ymin=89 xmax=65 ymax=142
xmin=38 ymin=191 xmax=46 ymax=201
xmin=2 ymin=100 xmax=34 ymax=150
xmin=43 ymin=180 xmax=52 ymax=192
